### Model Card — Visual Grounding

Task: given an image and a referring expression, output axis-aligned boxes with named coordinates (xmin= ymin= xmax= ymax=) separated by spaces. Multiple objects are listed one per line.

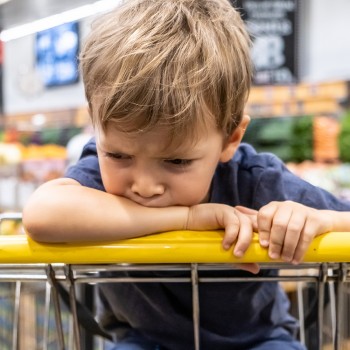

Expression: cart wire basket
xmin=0 ymin=212 xmax=349 ymax=350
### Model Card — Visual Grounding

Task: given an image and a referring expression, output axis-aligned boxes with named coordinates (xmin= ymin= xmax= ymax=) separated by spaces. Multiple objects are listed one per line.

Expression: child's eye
xmin=164 ymin=159 xmax=193 ymax=166
xmin=105 ymin=152 xmax=131 ymax=160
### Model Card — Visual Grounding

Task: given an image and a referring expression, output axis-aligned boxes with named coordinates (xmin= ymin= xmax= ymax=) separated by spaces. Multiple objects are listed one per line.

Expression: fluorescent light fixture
xmin=0 ymin=0 xmax=122 ymax=42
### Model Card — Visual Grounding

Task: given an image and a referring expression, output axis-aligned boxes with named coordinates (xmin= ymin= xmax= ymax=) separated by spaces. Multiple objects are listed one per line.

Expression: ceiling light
xmin=0 ymin=0 xmax=122 ymax=42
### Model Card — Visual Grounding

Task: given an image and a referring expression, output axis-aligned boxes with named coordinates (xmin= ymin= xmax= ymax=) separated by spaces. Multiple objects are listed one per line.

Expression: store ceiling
xmin=0 ymin=0 xmax=95 ymax=30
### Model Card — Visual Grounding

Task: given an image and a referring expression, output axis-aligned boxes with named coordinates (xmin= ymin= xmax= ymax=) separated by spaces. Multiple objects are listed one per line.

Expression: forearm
xmin=22 ymin=179 xmax=189 ymax=243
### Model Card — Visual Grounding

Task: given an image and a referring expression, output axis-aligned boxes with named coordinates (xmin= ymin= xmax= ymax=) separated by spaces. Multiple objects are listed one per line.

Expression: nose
xmin=131 ymin=169 xmax=165 ymax=198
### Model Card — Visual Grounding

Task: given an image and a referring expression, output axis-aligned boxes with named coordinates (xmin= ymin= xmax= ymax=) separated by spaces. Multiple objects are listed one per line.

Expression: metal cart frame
xmin=0 ymin=213 xmax=349 ymax=350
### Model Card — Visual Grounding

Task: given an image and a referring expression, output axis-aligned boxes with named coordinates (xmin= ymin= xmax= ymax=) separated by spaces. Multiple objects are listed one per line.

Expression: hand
xmin=187 ymin=203 xmax=254 ymax=254
xmin=186 ymin=203 xmax=260 ymax=273
xmin=237 ymin=202 xmax=333 ymax=264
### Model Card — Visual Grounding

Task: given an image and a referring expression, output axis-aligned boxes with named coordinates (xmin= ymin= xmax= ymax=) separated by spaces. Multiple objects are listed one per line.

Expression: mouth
xmin=126 ymin=195 xmax=167 ymax=208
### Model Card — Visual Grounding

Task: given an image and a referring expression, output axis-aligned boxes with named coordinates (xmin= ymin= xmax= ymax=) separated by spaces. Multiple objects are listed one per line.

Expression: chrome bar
xmin=335 ymin=263 xmax=347 ymax=350
xmin=12 ymin=281 xmax=20 ymax=350
xmin=318 ymin=263 xmax=327 ymax=348
xmin=43 ymin=282 xmax=51 ymax=350
xmin=46 ymin=264 xmax=65 ymax=350
xmin=191 ymin=263 xmax=200 ymax=350
xmin=329 ymin=274 xmax=337 ymax=344
xmin=65 ymin=265 xmax=81 ymax=350
xmin=0 ymin=212 xmax=23 ymax=221
xmin=297 ymin=282 xmax=305 ymax=345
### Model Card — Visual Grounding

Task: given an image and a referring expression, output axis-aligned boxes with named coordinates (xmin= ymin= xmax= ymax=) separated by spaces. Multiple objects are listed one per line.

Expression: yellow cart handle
xmin=0 ymin=231 xmax=349 ymax=264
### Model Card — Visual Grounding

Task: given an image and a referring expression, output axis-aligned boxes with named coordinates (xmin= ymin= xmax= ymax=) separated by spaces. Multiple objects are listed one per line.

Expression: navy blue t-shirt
xmin=65 ymin=140 xmax=350 ymax=349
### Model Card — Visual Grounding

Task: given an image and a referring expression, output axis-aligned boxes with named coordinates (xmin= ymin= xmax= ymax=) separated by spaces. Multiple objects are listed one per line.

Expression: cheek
xmin=171 ymin=171 xmax=213 ymax=205
xmin=99 ymin=161 xmax=127 ymax=195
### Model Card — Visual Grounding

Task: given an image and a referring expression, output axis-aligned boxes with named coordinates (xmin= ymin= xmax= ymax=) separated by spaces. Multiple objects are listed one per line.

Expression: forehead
xmin=96 ymin=122 xmax=224 ymax=156
xmin=90 ymin=90 xmax=222 ymax=145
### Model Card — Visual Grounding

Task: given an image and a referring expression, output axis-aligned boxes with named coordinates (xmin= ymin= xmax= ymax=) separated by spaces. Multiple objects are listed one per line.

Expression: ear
xmin=220 ymin=115 xmax=250 ymax=163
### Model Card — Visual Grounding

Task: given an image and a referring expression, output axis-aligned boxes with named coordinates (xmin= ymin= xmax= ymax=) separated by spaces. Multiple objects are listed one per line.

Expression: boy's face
xmin=95 ymin=120 xmax=246 ymax=208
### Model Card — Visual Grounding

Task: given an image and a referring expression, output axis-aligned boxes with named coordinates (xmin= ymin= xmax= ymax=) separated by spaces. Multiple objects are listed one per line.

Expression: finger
xmin=222 ymin=216 xmax=240 ymax=250
xmin=235 ymin=206 xmax=258 ymax=230
xmin=233 ymin=263 xmax=260 ymax=274
xmin=268 ymin=205 xmax=293 ymax=260
xmin=233 ymin=212 xmax=253 ymax=258
xmin=257 ymin=203 xmax=277 ymax=247
xmin=280 ymin=210 xmax=305 ymax=262
xmin=292 ymin=218 xmax=318 ymax=264
xmin=235 ymin=206 xmax=258 ymax=215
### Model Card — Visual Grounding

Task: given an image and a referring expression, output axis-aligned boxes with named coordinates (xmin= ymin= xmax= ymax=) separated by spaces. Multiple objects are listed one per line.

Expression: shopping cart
xmin=0 ymin=212 xmax=349 ymax=350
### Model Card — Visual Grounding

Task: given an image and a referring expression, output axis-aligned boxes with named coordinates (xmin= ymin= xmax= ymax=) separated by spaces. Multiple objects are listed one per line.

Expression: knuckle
xmin=270 ymin=239 xmax=283 ymax=247
xmin=228 ymin=220 xmax=240 ymax=230
xmin=301 ymin=233 xmax=313 ymax=244
xmin=286 ymin=223 xmax=302 ymax=235
xmin=282 ymin=241 xmax=294 ymax=251
xmin=272 ymin=220 xmax=286 ymax=231
xmin=258 ymin=207 xmax=270 ymax=218
xmin=259 ymin=230 xmax=269 ymax=238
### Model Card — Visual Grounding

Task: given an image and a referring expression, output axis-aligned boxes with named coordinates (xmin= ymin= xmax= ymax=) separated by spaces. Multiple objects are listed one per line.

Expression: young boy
xmin=23 ymin=0 xmax=350 ymax=349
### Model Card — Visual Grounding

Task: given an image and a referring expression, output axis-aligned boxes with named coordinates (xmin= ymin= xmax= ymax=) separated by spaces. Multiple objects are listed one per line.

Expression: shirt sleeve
xmin=64 ymin=138 xmax=105 ymax=191
xmin=252 ymin=152 xmax=350 ymax=211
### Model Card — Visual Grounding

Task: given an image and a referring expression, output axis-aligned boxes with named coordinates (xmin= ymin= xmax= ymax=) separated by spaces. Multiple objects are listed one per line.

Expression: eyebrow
xmin=97 ymin=132 xmax=202 ymax=158
xmin=97 ymin=140 xmax=127 ymax=154
xmin=101 ymin=144 xmax=197 ymax=160
xmin=156 ymin=146 xmax=204 ymax=160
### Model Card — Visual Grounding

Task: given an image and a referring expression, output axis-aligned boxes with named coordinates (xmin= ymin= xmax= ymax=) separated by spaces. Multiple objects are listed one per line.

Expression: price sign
xmin=233 ymin=0 xmax=299 ymax=85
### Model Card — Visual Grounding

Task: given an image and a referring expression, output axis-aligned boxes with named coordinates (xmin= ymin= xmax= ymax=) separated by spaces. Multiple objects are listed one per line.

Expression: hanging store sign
xmin=0 ymin=39 xmax=3 ymax=115
xmin=233 ymin=0 xmax=299 ymax=85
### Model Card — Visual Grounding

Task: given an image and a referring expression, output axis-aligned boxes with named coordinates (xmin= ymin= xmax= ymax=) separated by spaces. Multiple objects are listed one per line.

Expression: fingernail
xmin=260 ymin=239 xmax=269 ymax=247
xmin=282 ymin=255 xmax=292 ymax=262
xmin=234 ymin=250 xmax=243 ymax=258
xmin=223 ymin=243 xmax=230 ymax=250
xmin=269 ymin=252 xmax=279 ymax=259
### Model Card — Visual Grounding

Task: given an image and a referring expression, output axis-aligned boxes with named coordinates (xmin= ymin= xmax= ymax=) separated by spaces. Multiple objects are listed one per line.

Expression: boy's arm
xmin=23 ymin=178 xmax=254 ymax=252
xmin=23 ymin=178 xmax=189 ymax=242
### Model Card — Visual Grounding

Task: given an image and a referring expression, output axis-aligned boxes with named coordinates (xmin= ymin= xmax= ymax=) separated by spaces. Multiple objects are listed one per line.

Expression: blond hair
xmin=80 ymin=0 xmax=252 ymax=140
